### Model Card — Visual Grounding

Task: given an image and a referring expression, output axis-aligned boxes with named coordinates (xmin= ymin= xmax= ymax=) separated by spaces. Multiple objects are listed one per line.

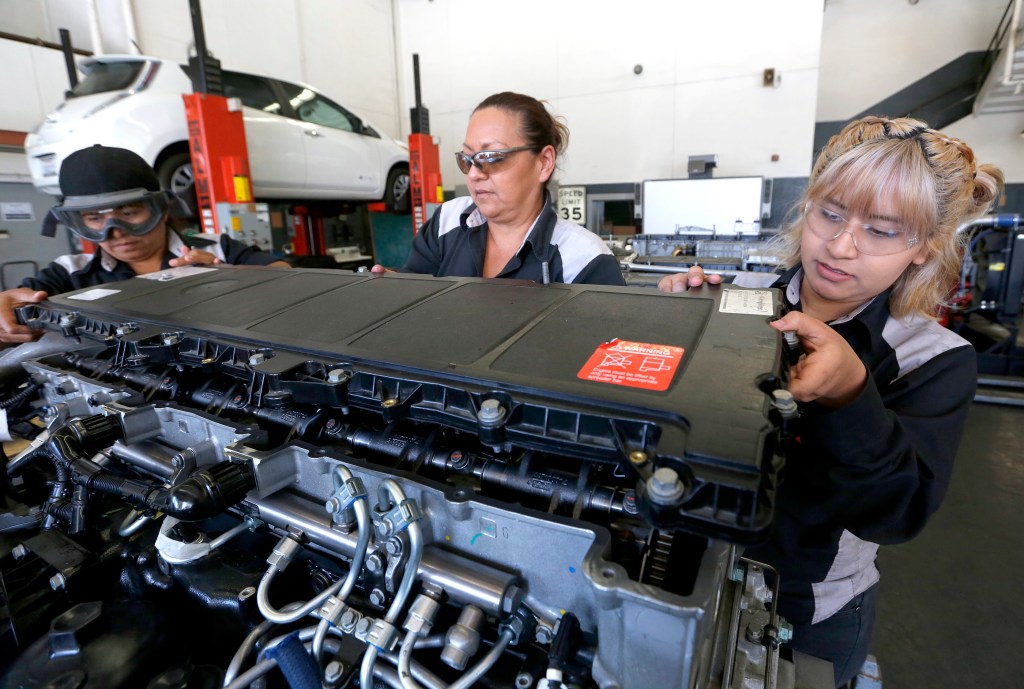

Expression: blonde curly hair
xmin=772 ymin=116 xmax=1004 ymax=319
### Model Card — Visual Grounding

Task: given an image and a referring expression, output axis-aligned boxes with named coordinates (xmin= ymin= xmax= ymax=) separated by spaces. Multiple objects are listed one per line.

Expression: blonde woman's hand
xmin=771 ymin=311 xmax=867 ymax=408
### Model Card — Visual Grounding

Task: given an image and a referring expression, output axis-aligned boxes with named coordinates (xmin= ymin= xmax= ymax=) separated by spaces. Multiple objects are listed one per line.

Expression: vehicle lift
xmin=183 ymin=1 xmax=438 ymax=261
xmin=181 ymin=0 xmax=272 ymax=254
xmin=407 ymin=54 xmax=444 ymax=235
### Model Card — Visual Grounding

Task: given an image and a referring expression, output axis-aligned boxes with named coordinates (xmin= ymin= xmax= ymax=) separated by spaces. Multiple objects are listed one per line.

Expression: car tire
xmin=156 ymin=152 xmax=197 ymax=216
xmin=385 ymin=166 xmax=411 ymax=214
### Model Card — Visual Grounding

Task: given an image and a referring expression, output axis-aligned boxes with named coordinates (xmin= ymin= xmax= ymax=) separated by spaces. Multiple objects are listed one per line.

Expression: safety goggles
xmin=454 ymin=146 xmax=539 ymax=175
xmin=803 ymin=202 xmax=919 ymax=256
xmin=49 ymin=189 xmax=174 ymax=242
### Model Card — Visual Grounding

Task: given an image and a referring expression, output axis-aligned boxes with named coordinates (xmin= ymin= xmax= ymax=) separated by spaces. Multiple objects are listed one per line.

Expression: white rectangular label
xmin=139 ymin=266 xmax=217 ymax=281
xmin=718 ymin=288 xmax=773 ymax=315
xmin=1 ymin=202 xmax=35 ymax=222
xmin=68 ymin=288 xmax=121 ymax=301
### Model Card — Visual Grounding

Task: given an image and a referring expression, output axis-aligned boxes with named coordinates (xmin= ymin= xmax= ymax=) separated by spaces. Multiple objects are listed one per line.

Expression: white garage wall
xmin=394 ymin=0 xmax=824 ymax=187
xmin=2 ymin=0 xmax=1020 ymax=186
xmin=130 ymin=0 xmax=403 ymax=142
xmin=0 ymin=0 xmax=403 ymax=147
xmin=818 ymin=0 xmax=1024 ymax=182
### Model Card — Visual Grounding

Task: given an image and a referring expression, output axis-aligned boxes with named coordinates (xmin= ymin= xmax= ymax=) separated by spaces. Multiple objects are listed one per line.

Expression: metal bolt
xmin=384 ymin=537 xmax=403 ymax=557
xmin=365 ymin=552 xmax=385 ymax=573
xmin=771 ymin=389 xmax=798 ymax=418
xmin=355 ymin=618 xmax=372 ymax=636
xmin=477 ymin=398 xmax=506 ymax=424
xmin=369 ymin=589 xmax=386 ymax=607
xmin=745 ymin=623 xmax=763 ymax=643
xmin=11 ymin=544 xmax=28 ymax=560
xmin=340 ymin=609 xmax=358 ymax=631
xmin=778 ymin=622 xmax=793 ymax=642
xmin=324 ymin=660 xmax=344 ymax=684
xmin=248 ymin=353 xmax=265 ymax=366
xmin=535 ymin=625 xmax=553 ymax=644
xmin=162 ymin=334 xmax=180 ymax=346
xmin=49 ymin=573 xmax=67 ymax=591
xmin=647 ymin=467 xmax=685 ymax=504
xmin=327 ymin=369 xmax=347 ymax=383
xmin=238 ymin=586 xmax=256 ymax=601
xmin=325 ymin=497 xmax=342 ymax=515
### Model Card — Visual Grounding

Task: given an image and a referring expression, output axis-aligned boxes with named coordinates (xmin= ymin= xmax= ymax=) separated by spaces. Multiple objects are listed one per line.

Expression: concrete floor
xmin=870 ymin=401 xmax=1024 ymax=687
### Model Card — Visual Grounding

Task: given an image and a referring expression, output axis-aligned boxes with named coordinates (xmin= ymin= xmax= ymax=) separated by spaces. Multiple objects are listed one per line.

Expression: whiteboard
xmin=641 ymin=177 xmax=764 ymax=236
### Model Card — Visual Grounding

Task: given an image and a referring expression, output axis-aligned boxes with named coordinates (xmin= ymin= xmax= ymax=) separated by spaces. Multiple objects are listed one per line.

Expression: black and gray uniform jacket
xmin=20 ymin=230 xmax=281 ymax=295
xmin=735 ymin=266 xmax=977 ymax=625
xmin=401 ymin=195 xmax=625 ymax=286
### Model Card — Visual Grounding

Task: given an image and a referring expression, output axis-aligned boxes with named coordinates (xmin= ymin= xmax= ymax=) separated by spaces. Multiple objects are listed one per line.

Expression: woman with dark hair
xmin=372 ymin=92 xmax=623 ymax=285
xmin=660 ymin=115 xmax=1003 ymax=687
xmin=0 ymin=145 xmax=287 ymax=345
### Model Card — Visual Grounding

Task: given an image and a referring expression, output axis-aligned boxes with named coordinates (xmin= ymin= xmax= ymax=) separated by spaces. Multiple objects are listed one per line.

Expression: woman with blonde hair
xmin=660 ymin=115 xmax=1003 ymax=687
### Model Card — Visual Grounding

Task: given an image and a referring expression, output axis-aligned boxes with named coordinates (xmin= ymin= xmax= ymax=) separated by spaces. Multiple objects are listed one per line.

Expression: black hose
xmin=0 ymin=382 xmax=39 ymax=410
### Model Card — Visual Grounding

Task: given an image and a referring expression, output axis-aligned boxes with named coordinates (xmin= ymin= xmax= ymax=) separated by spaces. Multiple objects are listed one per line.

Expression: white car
xmin=25 ymin=55 xmax=411 ymax=212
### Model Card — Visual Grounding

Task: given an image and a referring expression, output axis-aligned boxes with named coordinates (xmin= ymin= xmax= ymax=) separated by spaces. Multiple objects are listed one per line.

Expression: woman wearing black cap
xmin=0 ymin=145 xmax=288 ymax=344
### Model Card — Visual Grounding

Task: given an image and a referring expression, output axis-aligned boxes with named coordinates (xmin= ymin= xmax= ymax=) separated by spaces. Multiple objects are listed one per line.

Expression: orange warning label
xmin=577 ymin=339 xmax=684 ymax=391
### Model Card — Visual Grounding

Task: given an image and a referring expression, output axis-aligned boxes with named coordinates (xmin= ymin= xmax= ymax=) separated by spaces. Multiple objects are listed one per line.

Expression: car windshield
xmin=70 ymin=61 xmax=145 ymax=97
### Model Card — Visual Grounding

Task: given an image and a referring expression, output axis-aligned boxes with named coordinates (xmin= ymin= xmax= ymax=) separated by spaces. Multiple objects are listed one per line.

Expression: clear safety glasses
xmin=49 ymin=189 xmax=171 ymax=242
xmin=454 ymin=146 xmax=539 ymax=175
xmin=803 ymin=202 xmax=919 ymax=256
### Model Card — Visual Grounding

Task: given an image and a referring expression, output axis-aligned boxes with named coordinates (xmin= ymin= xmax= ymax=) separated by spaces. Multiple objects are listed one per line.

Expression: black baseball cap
xmin=42 ymin=145 xmax=186 ymax=240
xmin=58 ymin=144 xmax=160 ymax=196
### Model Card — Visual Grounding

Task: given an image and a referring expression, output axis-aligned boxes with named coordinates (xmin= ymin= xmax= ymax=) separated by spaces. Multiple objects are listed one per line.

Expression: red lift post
xmin=408 ymin=54 xmax=443 ymax=234
xmin=183 ymin=92 xmax=253 ymax=234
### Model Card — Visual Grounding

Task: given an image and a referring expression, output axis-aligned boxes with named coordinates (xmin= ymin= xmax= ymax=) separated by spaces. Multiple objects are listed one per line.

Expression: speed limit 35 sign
xmin=557 ymin=186 xmax=586 ymax=224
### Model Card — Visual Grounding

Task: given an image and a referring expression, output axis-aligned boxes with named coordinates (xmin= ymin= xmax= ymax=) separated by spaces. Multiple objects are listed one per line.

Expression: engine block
xmin=0 ymin=266 xmax=806 ymax=689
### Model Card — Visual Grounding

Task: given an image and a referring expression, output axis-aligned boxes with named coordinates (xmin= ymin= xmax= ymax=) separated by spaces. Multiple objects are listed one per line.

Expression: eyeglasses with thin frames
xmin=803 ymin=202 xmax=919 ymax=256
xmin=454 ymin=146 xmax=539 ymax=175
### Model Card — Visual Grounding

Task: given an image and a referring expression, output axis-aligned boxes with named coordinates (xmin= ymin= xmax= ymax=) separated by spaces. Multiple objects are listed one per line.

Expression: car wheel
xmin=156 ymin=152 xmax=197 ymax=216
xmin=385 ymin=166 xmax=411 ymax=214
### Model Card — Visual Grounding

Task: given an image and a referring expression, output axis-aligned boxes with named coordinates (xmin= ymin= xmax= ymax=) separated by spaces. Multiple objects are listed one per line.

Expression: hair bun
xmin=972 ymin=164 xmax=1004 ymax=210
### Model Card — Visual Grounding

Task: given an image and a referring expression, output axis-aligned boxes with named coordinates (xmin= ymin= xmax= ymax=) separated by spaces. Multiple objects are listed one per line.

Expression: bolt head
xmin=478 ymin=398 xmax=506 ymax=423
xmin=365 ymin=552 xmax=384 ymax=573
xmin=647 ymin=467 xmax=685 ymax=504
xmin=324 ymin=660 xmax=344 ymax=682
xmin=369 ymin=589 xmax=386 ymax=607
